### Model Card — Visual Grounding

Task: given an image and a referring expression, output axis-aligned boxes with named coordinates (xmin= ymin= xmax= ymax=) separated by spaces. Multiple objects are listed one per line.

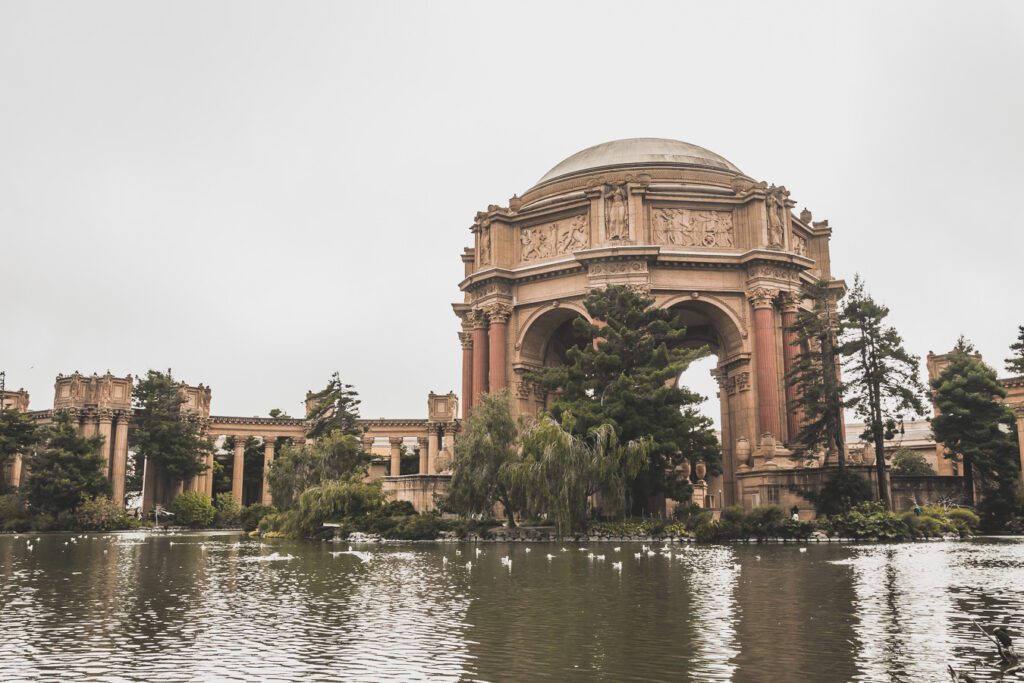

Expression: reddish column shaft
xmin=780 ymin=308 xmax=803 ymax=443
xmin=753 ymin=305 xmax=783 ymax=441
xmin=472 ymin=325 xmax=488 ymax=405
xmin=461 ymin=344 xmax=473 ymax=419
xmin=488 ymin=320 xmax=507 ymax=393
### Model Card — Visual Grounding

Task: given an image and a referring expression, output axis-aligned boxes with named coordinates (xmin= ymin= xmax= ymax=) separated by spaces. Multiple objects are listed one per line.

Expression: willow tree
xmin=267 ymin=431 xmax=369 ymax=510
xmin=514 ymin=414 xmax=650 ymax=537
xmin=931 ymin=337 xmax=1019 ymax=527
xmin=839 ymin=276 xmax=926 ymax=510
xmin=528 ymin=285 xmax=718 ymax=514
xmin=445 ymin=391 xmax=524 ymax=528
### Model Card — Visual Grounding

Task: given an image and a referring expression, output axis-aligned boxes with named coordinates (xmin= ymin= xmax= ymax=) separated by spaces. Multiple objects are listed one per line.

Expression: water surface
xmin=1 ymin=532 xmax=1022 ymax=681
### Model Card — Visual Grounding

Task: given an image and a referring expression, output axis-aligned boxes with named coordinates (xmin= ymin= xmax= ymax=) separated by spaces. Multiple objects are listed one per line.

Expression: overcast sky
xmin=2 ymin=1 xmax=1022 ymax=424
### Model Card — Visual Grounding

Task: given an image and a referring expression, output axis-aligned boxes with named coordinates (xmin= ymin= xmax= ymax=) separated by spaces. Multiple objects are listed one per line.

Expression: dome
xmin=536 ymin=137 xmax=741 ymax=184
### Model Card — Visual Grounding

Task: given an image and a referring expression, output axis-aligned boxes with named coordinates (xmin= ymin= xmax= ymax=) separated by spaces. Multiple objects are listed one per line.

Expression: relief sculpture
xmin=520 ymin=215 xmax=589 ymax=262
xmin=653 ymin=208 xmax=735 ymax=248
xmin=605 ymin=184 xmax=629 ymax=240
xmin=766 ymin=185 xmax=790 ymax=248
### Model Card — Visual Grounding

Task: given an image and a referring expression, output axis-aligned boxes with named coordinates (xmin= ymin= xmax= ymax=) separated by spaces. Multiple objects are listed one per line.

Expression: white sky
xmin=2 ymin=1 xmax=1022 ymax=423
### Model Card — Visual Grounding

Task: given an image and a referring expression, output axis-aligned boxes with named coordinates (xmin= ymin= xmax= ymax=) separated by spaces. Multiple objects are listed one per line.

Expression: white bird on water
xmin=612 ymin=561 xmax=622 ymax=571
xmin=646 ymin=550 xmax=656 ymax=557
xmin=465 ymin=561 xmax=473 ymax=570
xmin=442 ymin=556 xmax=449 ymax=566
xmin=546 ymin=554 xmax=555 ymax=561
xmin=560 ymin=547 xmax=568 ymax=552
xmin=475 ymin=547 xmax=482 ymax=558
xmin=524 ymin=547 xmax=531 ymax=553
xmin=595 ymin=555 xmax=606 ymax=562
xmin=634 ymin=553 xmax=641 ymax=560
xmin=455 ymin=549 xmax=462 ymax=557
xmin=331 ymin=546 xmax=372 ymax=563
xmin=613 ymin=547 xmax=621 ymax=553
xmin=799 ymin=548 xmax=807 ymax=553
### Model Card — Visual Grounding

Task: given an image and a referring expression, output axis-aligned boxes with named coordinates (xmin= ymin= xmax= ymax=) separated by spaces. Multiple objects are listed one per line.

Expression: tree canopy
xmin=130 ymin=369 xmax=210 ymax=482
xmin=527 ymin=285 xmax=719 ymax=512
xmin=931 ymin=337 xmax=1020 ymax=528
xmin=784 ymin=279 xmax=849 ymax=469
xmin=839 ymin=276 xmax=926 ymax=509
xmin=0 ymin=408 xmax=39 ymax=493
xmin=445 ymin=391 xmax=524 ymax=528
xmin=267 ymin=431 xmax=369 ymax=510
xmin=1006 ymin=325 xmax=1024 ymax=376
xmin=24 ymin=415 xmax=109 ymax=517
xmin=305 ymin=372 xmax=363 ymax=439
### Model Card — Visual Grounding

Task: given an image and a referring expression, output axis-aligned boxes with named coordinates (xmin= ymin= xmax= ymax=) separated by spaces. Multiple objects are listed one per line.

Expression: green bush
xmin=385 ymin=514 xmax=448 ymax=540
xmin=945 ymin=507 xmax=980 ymax=534
xmin=0 ymin=493 xmax=30 ymax=531
xmin=76 ymin=497 xmax=134 ymax=531
xmin=380 ymin=500 xmax=417 ymax=517
xmin=817 ymin=473 xmax=875 ymax=516
xmin=240 ymin=504 xmax=275 ymax=532
xmin=293 ymin=478 xmax=386 ymax=537
xmin=213 ymin=493 xmax=242 ymax=528
xmin=171 ymin=491 xmax=216 ymax=528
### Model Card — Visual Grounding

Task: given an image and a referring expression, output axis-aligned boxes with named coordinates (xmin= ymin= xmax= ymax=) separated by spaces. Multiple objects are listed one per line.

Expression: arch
xmin=658 ymin=294 xmax=747 ymax=358
xmin=515 ymin=301 xmax=591 ymax=367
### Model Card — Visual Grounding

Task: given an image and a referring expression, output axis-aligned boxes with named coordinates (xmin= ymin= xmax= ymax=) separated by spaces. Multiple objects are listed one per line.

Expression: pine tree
xmin=527 ymin=285 xmax=719 ymax=513
xmin=1006 ymin=325 xmax=1024 ymax=376
xmin=931 ymin=337 xmax=1019 ymax=527
xmin=785 ymin=279 xmax=849 ymax=470
xmin=130 ymin=369 xmax=210 ymax=484
xmin=839 ymin=276 xmax=926 ymax=510
xmin=305 ymin=372 xmax=363 ymax=439
xmin=0 ymin=408 xmax=40 ymax=492
xmin=24 ymin=415 xmax=109 ymax=516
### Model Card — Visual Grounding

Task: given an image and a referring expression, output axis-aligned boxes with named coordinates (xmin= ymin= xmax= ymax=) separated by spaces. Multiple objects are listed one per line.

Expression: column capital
xmin=778 ymin=290 xmax=801 ymax=313
xmin=263 ymin=437 xmax=276 ymax=449
xmin=459 ymin=331 xmax=474 ymax=350
xmin=747 ymin=287 xmax=780 ymax=309
xmin=233 ymin=437 xmax=247 ymax=448
xmin=417 ymin=435 xmax=430 ymax=448
xmin=388 ymin=435 xmax=404 ymax=447
xmin=470 ymin=308 xmax=490 ymax=329
xmin=97 ymin=408 xmax=114 ymax=422
xmin=484 ymin=303 xmax=513 ymax=324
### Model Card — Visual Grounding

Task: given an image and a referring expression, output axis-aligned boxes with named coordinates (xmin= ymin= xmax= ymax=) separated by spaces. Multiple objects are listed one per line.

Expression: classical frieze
xmin=520 ymin=214 xmax=589 ymax=262
xmin=652 ymin=208 xmax=734 ymax=248
xmin=747 ymin=264 xmax=792 ymax=280
xmin=792 ymin=233 xmax=808 ymax=257
xmin=588 ymin=260 xmax=648 ymax=275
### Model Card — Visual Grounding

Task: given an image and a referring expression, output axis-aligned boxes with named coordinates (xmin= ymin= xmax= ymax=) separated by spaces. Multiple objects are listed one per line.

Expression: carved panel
xmin=520 ymin=214 xmax=589 ymax=262
xmin=792 ymin=233 xmax=808 ymax=257
xmin=724 ymin=372 xmax=751 ymax=396
xmin=478 ymin=224 xmax=492 ymax=265
xmin=747 ymin=264 xmax=792 ymax=280
xmin=653 ymin=208 xmax=735 ymax=248
xmin=588 ymin=260 xmax=648 ymax=275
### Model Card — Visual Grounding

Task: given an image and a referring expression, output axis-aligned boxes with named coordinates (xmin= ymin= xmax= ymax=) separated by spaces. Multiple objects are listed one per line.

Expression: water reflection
xmin=0 ymin=534 xmax=1022 ymax=681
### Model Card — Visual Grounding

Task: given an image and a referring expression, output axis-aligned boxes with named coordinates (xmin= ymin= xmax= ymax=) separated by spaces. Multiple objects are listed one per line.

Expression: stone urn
xmin=735 ymin=437 xmax=752 ymax=468
xmin=695 ymin=460 xmax=707 ymax=483
xmin=679 ymin=458 xmax=691 ymax=480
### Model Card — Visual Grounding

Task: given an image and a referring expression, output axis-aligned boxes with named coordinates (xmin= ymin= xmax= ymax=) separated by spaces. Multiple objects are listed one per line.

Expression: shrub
xmin=171 ymin=491 xmax=216 ymax=528
xmin=213 ymin=493 xmax=242 ymax=528
xmin=240 ymin=504 xmax=275 ymax=532
xmin=385 ymin=514 xmax=447 ymax=540
xmin=945 ymin=507 xmax=980 ymax=534
xmin=76 ymin=497 xmax=130 ymax=531
xmin=380 ymin=500 xmax=417 ymax=517
xmin=817 ymin=473 xmax=875 ymax=516
xmin=293 ymin=478 xmax=386 ymax=537
xmin=0 ymin=493 xmax=29 ymax=531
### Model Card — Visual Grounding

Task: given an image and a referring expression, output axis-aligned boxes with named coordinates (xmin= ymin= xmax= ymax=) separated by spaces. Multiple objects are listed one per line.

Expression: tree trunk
xmin=963 ymin=454 xmax=975 ymax=506
xmin=502 ymin=497 xmax=517 ymax=528
xmin=873 ymin=431 xmax=892 ymax=510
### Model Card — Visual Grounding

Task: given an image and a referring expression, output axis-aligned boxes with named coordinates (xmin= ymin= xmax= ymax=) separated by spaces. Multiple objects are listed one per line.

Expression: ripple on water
xmin=1 ymin=534 xmax=1022 ymax=681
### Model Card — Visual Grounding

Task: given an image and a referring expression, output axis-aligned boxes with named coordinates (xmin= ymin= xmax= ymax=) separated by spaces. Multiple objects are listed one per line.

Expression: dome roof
xmin=537 ymin=137 xmax=741 ymax=184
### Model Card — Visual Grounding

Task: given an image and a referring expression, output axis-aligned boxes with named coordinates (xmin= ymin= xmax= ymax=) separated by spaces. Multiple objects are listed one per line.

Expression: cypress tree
xmin=24 ymin=415 xmax=109 ymax=516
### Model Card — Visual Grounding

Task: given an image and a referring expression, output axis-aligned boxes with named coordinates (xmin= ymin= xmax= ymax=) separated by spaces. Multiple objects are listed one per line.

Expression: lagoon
xmin=1 ymin=533 xmax=1022 ymax=682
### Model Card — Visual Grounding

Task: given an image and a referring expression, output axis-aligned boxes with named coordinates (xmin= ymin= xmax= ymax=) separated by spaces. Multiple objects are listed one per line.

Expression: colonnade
xmin=200 ymin=434 xmax=294 ymax=506
xmin=65 ymin=407 xmax=132 ymax=506
xmin=460 ymin=303 xmax=512 ymax=418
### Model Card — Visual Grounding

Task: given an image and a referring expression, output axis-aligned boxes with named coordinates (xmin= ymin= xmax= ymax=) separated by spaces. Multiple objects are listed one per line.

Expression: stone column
xmin=262 ymin=437 xmax=275 ymax=505
xmin=82 ymin=410 xmax=98 ymax=438
xmin=111 ymin=412 xmax=130 ymax=507
xmin=232 ymin=437 xmax=245 ymax=505
xmin=427 ymin=425 xmax=438 ymax=473
xmin=778 ymin=293 xmax=803 ymax=445
xmin=749 ymin=287 xmax=783 ymax=444
xmin=486 ymin=304 xmax=512 ymax=394
xmin=1016 ymin=408 xmax=1024 ymax=493
xmin=389 ymin=436 xmax=403 ymax=477
xmin=440 ymin=425 xmax=456 ymax=473
xmin=10 ymin=454 xmax=22 ymax=490
xmin=97 ymin=410 xmax=114 ymax=478
xmin=460 ymin=331 xmax=474 ymax=418
xmin=142 ymin=456 xmax=156 ymax=513
xmin=361 ymin=434 xmax=375 ymax=457
xmin=471 ymin=310 xmax=489 ymax=405
xmin=417 ymin=436 xmax=430 ymax=475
